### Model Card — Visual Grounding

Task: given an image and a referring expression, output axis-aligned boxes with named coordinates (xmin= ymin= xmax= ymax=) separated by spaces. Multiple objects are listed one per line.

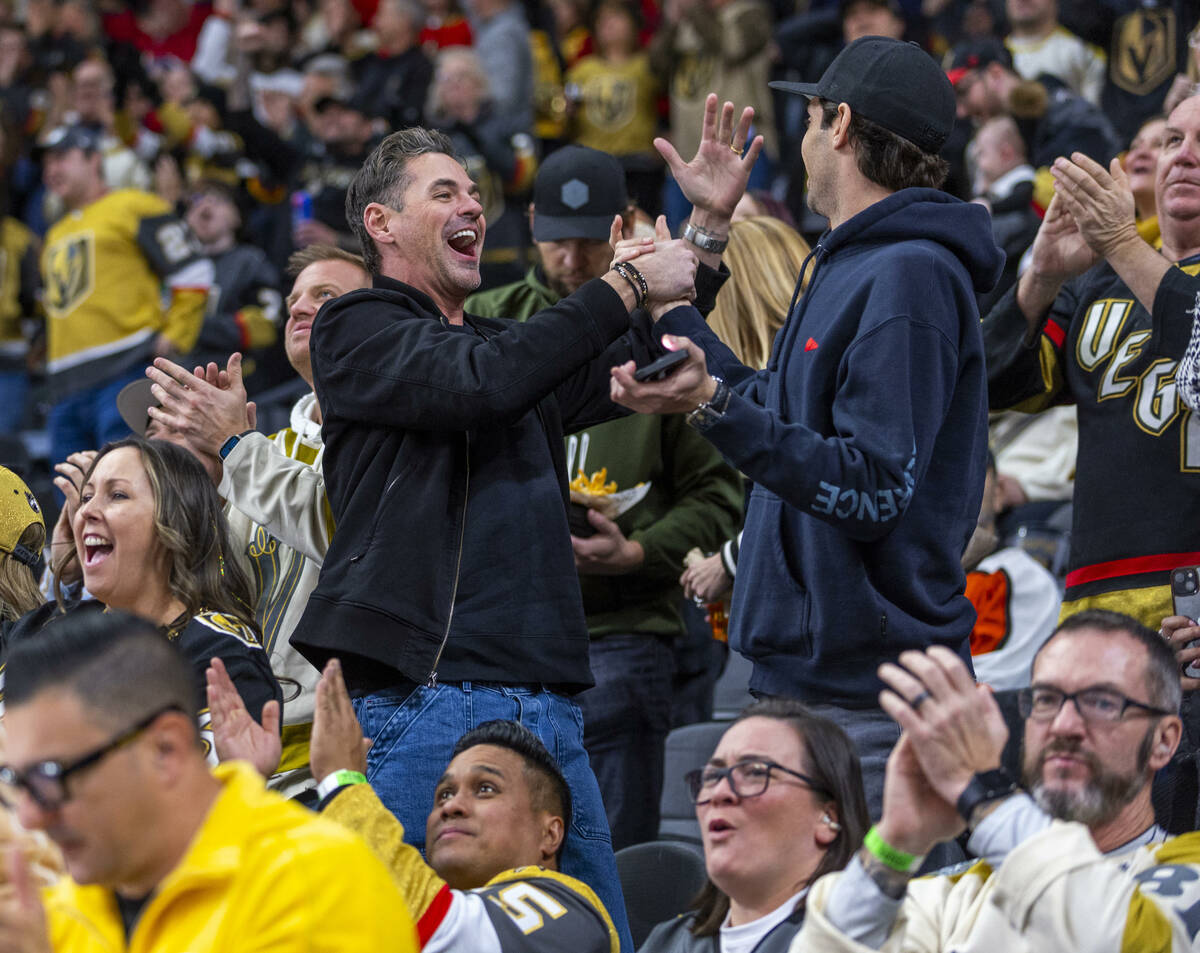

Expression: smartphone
xmin=633 ymin=349 xmax=689 ymax=382
xmin=1170 ymin=566 xmax=1200 ymax=677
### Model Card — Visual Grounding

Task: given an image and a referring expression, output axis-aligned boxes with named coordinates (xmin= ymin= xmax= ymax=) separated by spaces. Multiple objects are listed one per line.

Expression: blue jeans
xmin=48 ymin=366 xmax=143 ymax=475
xmin=351 ymin=681 xmax=634 ymax=953
xmin=576 ymin=635 xmax=674 ymax=850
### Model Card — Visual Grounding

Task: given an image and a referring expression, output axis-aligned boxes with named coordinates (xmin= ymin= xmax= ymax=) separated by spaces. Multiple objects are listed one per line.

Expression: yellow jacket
xmin=45 ymin=762 xmax=418 ymax=952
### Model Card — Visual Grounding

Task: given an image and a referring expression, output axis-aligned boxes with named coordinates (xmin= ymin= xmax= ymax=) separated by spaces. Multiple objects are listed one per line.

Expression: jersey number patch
xmin=490 ymin=883 xmax=568 ymax=934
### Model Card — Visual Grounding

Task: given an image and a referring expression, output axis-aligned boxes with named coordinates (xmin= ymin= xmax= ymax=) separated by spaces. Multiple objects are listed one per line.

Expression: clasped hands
xmin=874 ymin=646 xmax=1010 ymax=857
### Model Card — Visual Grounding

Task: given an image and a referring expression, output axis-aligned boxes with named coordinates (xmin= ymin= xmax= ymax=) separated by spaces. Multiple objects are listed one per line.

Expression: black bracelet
xmin=622 ymin=261 xmax=649 ymax=302
xmin=612 ymin=263 xmax=645 ymax=308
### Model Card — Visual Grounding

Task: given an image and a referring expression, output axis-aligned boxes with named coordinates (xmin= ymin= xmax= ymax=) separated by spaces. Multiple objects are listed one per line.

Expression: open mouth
xmin=83 ymin=533 xmax=113 ymax=567
xmin=447 ymin=227 xmax=479 ymax=259
xmin=708 ymin=819 xmax=733 ymax=833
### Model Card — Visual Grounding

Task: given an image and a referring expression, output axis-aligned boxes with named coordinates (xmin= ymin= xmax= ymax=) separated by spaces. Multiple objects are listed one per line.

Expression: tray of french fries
xmin=569 ymin=467 xmax=651 ymax=519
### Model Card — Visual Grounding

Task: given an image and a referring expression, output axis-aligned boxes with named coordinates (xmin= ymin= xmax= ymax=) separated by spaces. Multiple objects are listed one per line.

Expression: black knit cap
xmin=769 ymin=36 xmax=955 ymax=155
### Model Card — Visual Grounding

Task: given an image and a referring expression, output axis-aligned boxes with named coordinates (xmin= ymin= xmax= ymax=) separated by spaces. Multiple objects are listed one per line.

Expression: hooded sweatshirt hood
xmin=819 ymin=187 xmax=1005 ymax=294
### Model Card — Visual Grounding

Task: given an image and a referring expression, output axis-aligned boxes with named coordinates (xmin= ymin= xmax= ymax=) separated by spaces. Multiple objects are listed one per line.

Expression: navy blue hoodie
xmin=659 ymin=188 xmax=1004 ymax=706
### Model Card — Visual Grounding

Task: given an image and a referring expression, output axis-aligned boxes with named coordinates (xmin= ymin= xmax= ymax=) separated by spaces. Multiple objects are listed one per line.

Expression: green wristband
xmin=863 ymin=825 xmax=924 ymax=873
xmin=316 ymin=769 xmax=367 ymax=801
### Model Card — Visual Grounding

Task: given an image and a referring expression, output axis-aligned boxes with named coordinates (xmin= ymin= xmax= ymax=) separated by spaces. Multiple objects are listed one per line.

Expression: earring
xmin=821 ymin=814 xmax=842 ymax=832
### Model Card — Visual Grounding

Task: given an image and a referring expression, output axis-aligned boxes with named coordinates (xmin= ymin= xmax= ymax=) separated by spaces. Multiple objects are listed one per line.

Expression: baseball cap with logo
xmin=769 ymin=36 xmax=955 ymax=155
xmin=0 ymin=467 xmax=45 ymax=568
xmin=532 ymin=145 xmax=628 ymax=242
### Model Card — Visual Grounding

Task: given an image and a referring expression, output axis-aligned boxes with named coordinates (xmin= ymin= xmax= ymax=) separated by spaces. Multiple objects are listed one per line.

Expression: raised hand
xmin=206 ymin=657 xmax=282 ymax=777
xmin=50 ymin=450 xmax=97 ymax=583
xmin=1025 ymin=193 xmax=1100 ymax=288
xmin=655 ymin=94 xmax=764 ymax=220
xmin=146 ymin=352 xmax=255 ymax=458
xmin=875 ymin=733 xmax=965 ymax=858
xmin=309 ymin=659 xmax=370 ymax=784
xmin=1050 ymin=153 xmax=1138 ymax=258
xmin=877 ymin=645 xmax=1009 ymax=809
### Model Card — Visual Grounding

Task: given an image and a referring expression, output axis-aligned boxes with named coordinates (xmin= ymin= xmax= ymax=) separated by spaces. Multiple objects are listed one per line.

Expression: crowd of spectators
xmin=3 ymin=0 xmax=1200 ymax=950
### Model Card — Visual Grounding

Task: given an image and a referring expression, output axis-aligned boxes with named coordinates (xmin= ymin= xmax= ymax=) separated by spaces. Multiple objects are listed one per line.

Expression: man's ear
xmin=539 ymin=813 xmax=565 ymax=868
xmin=363 ymin=202 xmax=396 ymax=247
xmin=832 ymin=103 xmax=853 ymax=150
xmin=149 ymin=710 xmax=201 ymax=786
xmin=1149 ymin=715 xmax=1183 ymax=771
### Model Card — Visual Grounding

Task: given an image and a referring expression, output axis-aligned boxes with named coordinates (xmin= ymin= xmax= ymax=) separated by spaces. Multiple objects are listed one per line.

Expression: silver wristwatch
xmin=686 ymin=377 xmax=731 ymax=431
xmin=682 ymin=221 xmax=729 ymax=254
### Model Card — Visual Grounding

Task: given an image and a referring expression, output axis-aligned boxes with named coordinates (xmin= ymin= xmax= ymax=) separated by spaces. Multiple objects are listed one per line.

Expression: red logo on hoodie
xmin=805 ymin=337 xmax=819 ymax=352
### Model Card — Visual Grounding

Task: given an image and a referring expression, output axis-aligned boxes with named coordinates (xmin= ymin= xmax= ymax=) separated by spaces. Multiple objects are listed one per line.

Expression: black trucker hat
xmin=532 ymin=145 xmax=628 ymax=242
xmin=769 ymin=36 xmax=955 ymax=155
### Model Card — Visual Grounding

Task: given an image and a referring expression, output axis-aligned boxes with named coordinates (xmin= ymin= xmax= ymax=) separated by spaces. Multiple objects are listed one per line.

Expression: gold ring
xmin=730 ymin=143 xmax=744 ymax=156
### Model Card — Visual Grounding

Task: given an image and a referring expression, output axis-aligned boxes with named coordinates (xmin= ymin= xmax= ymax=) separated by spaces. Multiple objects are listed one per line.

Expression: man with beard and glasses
xmin=791 ymin=609 xmax=1200 ymax=952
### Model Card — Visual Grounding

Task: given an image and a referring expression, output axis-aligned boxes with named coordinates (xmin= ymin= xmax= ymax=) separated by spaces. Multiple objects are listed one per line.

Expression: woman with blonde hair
xmin=704 ymin=216 xmax=812 ymax=370
xmin=681 ymin=216 xmax=811 ymax=602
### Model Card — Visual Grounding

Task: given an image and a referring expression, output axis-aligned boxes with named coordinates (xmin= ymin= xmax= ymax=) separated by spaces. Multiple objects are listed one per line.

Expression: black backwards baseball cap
xmin=532 ymin=145 xmax=628 ymax=242
xmin=40 ymin=123 xmax=102 ymax=155
xmin=769 ymin=36 xmax=956 ymax=155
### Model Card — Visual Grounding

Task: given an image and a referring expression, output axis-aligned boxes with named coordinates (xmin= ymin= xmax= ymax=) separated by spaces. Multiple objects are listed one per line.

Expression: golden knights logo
xmin=1110 ymin=8 xmax=1176 ymax=96
xmin=671 ymin=53 xmax=715 ymax=102
xmin=44 ymin=232 xmax=95 ymax=317
xmin=584 ymin=77 xmax=636 ymax=130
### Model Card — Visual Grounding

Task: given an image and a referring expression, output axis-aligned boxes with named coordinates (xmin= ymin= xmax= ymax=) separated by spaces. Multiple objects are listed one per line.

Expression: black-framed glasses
xmin=685 ymin=759 xmax=829 ymax=805
xmin=1017 ymin=685 xmax=1173 ymax=724
xmin=0 ymin=704 xmax=183 ymax=810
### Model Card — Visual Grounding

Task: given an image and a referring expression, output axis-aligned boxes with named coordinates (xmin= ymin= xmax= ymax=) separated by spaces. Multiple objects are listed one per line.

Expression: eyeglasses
xmin=685 ymin=759 xmax=829 ymax=805
xmin=0 ymin=704 xmax=183 ymax=810
xmin=1017 ymin=685 xmax=1173 ymax=724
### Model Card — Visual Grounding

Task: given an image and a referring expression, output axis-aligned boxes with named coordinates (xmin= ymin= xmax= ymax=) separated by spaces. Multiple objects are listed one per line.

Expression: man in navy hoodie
xmin=611 ymin=37 xmax=1004 ymax=815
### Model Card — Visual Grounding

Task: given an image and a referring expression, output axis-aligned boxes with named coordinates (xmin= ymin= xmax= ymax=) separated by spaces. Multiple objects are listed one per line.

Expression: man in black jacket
xmin=290 ymin=126 xmax=699 ymax=953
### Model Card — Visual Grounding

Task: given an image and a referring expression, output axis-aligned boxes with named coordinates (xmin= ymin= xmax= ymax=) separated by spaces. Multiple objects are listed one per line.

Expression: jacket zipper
xmin=427 ymin=433 xmax=469 ymax=687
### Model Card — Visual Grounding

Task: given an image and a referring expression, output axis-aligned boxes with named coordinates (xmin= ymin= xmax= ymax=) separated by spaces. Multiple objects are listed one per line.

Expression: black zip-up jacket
xmin=290 ymin=273 xmax=660 ymax=692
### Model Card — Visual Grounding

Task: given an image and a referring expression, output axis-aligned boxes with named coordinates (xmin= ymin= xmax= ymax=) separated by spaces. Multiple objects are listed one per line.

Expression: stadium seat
xmin=615 ymin=840 xmax=708 ymax=947
xmin=711 ymin=648 xmax=754 ymax=721
xmin=659 ymin=721 xmax=727 ymax=845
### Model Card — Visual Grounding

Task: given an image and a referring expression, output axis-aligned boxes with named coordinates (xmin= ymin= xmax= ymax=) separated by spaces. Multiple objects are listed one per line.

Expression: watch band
xmin=218 ymin=429 xmax=256 ymax=460
xmin=686 ymin=377 xmax=731 ymax=431
xmin=956 ymin=768 xmax=1019 ymax=824
xmin=315 ymin=769 xmax=368 ymax=801
xmin=682 ymin=221 xmax=729 ymax=254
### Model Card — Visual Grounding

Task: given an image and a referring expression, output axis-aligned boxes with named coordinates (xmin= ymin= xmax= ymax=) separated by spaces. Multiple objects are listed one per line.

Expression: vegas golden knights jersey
xmin=0 ymin=216 xmax=39 ymax=374
xmin=984 ymin=259 xmax=1200 ymax=625
xmin=41 ymin=188 xmax=212 ymax=398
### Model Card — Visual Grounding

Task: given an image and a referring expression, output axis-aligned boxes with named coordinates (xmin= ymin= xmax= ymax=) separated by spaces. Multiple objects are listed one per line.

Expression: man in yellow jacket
xmin=0 ymin=606 xmax=417 ymax=952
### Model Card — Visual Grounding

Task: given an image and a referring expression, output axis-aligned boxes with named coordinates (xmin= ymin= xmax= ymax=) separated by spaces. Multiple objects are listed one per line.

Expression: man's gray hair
xmin=345 ymin=127 xmax=460 ymax=275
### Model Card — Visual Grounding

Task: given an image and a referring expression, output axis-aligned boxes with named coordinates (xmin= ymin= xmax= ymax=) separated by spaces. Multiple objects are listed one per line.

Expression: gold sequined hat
xmin=0 ymin=466 xmax=44 ymax=567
